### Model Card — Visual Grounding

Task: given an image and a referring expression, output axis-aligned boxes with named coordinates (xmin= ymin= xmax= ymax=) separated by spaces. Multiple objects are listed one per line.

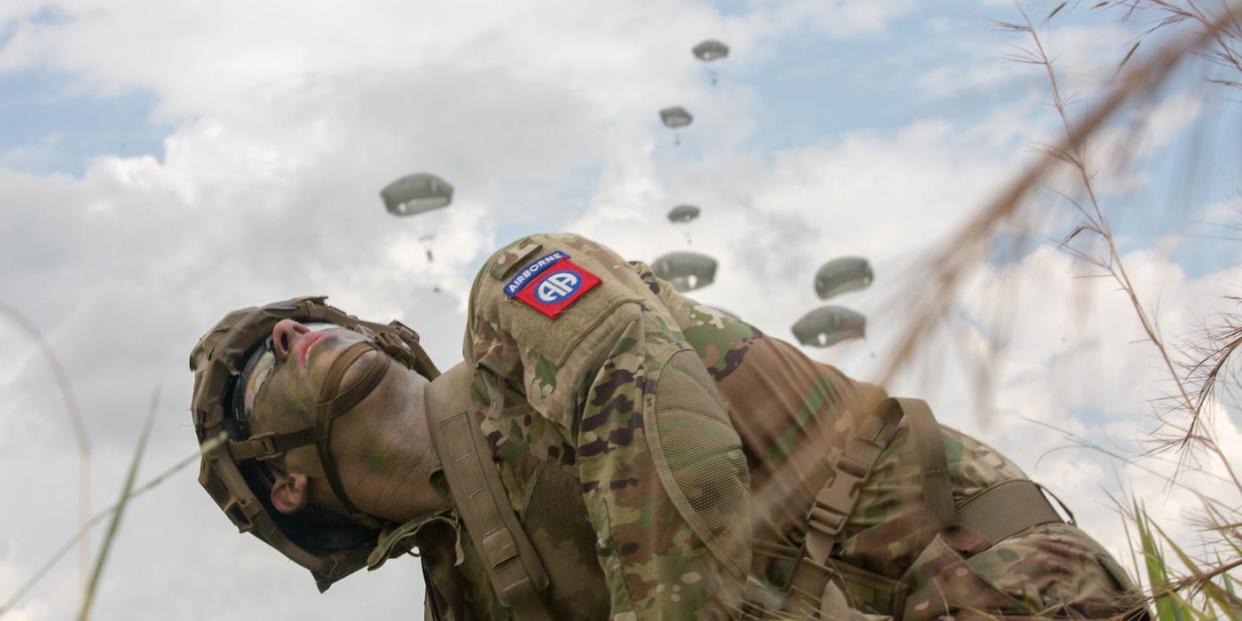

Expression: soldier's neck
xmin=340 ymin=370 xmax=452 ymax=522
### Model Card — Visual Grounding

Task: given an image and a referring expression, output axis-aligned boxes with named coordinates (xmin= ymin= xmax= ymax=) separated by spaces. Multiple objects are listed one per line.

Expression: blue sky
xmin=0 ymin=72 xmax=164 ymax=174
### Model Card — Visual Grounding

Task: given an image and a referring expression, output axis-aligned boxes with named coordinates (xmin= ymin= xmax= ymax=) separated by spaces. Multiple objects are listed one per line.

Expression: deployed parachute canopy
xmin=652 ymin=251 xmax=717 ymax=292
xmin=692 ymin=39 xmax=730 ymax=62
xmin=814 ymin=257 xmax=874 ymax=300
xmin=659 ymin=107 xmax=693 ymax=129
xmin=380 ymin=172 xmax=454 ymax=217
xmin=692 ymin=39 xmax=729 ymax=85
xmin=667 ymin=204 xmax=701 ymax=224
xmin=791 ymin=306 xmax=866 ymax=348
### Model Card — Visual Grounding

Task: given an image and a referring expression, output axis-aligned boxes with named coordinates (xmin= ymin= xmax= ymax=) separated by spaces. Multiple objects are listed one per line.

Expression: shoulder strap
xmin=424 ymin=364 xmax=553 ymax=621
xmin=803 ymin=397 xmax=906 ymax=563
xmin=899 ymin=397 xmax=957 ymax=530
xmin=787 ymin=397 xmax=951 ymax=617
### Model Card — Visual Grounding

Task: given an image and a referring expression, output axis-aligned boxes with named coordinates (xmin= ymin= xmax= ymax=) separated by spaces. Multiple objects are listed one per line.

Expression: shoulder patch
xmin=509 ymin=254 xmax=601 ymax=319
xmin=489 ymin=238 xmax=545 ymax=281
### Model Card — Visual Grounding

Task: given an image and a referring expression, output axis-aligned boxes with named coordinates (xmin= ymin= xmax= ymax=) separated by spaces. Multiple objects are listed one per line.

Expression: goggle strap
xmin=228 ymin=427 xmax=319 ymax=461
xmin=314 ymin=340 xmax=391 ymax=527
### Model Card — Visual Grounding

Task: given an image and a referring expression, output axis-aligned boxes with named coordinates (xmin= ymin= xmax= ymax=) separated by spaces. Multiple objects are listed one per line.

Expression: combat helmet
xmin=189 ymin=296 xmax=440 ymax=591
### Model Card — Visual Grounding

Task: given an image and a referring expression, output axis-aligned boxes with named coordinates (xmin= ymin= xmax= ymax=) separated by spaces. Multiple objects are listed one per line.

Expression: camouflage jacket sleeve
xmin=465 ymin=233 xmax=752 ymax=620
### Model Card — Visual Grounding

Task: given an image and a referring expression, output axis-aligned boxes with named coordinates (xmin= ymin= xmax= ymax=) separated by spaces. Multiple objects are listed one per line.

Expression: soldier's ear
xmin=271 ymin=472 xmax=309 ymax=514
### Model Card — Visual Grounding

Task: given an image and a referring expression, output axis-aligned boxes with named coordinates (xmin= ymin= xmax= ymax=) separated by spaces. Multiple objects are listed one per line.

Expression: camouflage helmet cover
xmin=189 ymin=296 xmax=439 ymax=591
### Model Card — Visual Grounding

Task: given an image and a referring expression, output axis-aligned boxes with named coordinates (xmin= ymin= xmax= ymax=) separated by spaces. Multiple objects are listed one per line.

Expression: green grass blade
xmin=1136 ymin=503 xmax=1190 ymax=621
xmin=1149 ymin=518 xmax=1241 ymax=616
xmin=1122 ymin=508 xmax=1146 ymax=592
xmin=76 ymin=388 xmax=159 ymax=621
xmin=0 ymin=432 xmax=225 ymax=618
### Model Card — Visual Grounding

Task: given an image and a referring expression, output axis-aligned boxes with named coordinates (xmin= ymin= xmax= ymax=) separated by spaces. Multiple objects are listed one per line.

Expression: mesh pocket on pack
xmin=648 ymin=349 xmax=752 ymax=575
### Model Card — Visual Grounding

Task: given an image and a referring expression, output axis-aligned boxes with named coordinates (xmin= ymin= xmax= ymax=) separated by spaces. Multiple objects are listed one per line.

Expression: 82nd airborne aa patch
xmin=505 ymin=251 xmax=600 ymax=319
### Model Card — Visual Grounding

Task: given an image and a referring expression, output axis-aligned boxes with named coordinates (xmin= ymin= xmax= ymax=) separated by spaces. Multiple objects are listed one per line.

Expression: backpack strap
xmin=901 ymin=397 xmax=957 ymax=531
xmin=803 ymin=397 xmax=910 ymax=563
xmin=785 ymin=397 xmax=1075 ymax=618
xmin=956 ymin=479 xmax=1066 ymax=544
xmin=425 ymin=364 xmax=553 ymax=621
xmin=785 ymin=397 xmax=948 ymax=617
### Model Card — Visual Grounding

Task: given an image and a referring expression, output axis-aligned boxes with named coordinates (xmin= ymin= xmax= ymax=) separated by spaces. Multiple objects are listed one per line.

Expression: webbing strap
xmin=804 ymin=398 xmax=905 ymax=564
xmin=425 ymin=365 xmax=552 ymax=621
xmin=226 ymin=341 xmax=389 ymax=529
xmin=315 ymin=341 xmax=390 ymax=524
xmin=956 ymin=479 xmax=1065 ymax=544
xmin=901 ymin=397 xmax=957 ymax=530
xmin=227 ymin=427 xmax=318 ymax=461
xmin=783 ymin=397 xmax=942 ymax=618
xmin=901 ymin=481 xmax=1070 ymax=620
xmin=830 ymin=560 xmax=908 ymax=615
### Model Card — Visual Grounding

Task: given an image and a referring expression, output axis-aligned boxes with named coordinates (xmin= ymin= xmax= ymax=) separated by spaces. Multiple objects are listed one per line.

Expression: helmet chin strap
xmin=310 ymin=340 xmax=391 ymax=529
xmin=229 ymin=340 xmax=391 ymax=529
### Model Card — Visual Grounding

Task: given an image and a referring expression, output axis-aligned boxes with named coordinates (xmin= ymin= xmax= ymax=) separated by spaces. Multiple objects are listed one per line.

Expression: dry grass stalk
xmin=1100 ymin=1 xmax=1242 ymax=85
xmin=0 ymin=302 xmax=93 ymax=591
xmin=1012 ymin=3 xmax=1209 ymax=460
xmin=875 ymin=1 xmax=1242 ymax=397
xmin=1010 ymin=1 xmax=1242 ymax=615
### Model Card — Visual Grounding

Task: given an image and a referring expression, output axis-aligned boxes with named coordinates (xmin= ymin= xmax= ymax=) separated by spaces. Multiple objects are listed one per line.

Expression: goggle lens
xmin=235 ymin=322 xmax=337 ymax=421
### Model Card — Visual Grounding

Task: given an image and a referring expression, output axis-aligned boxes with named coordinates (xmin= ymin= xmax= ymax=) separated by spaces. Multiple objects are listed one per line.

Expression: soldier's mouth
xmin=297 ymin=331 xmax=330 ymax=370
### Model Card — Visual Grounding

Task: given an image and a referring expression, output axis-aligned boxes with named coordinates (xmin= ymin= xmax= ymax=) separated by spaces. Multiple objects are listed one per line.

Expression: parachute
xmin=652 ymin=251 xmax=717 ymax=292
xmin=667 ymin=204 xmax=701 ymax=224
xmin=692 ymin=39 xmax=729 ymax=85
xmin=791 ymin=306 xmax=866 ymax=348
xmin=659 ymin=107 xmax=694 ymax=129
xmin=692 ymin=39 xmax=729 ymax=62
xmin=380 ymin=172 xmax=454 ymax=216
xmin=814 ymin=257 xmax=874 ymax=300
xmin=659 ymin=107 xmax=693 ymax=146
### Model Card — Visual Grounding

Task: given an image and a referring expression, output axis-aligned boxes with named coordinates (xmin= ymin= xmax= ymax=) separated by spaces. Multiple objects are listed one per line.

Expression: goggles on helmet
xmin=231 ymin=322 xmax=336 ymax=424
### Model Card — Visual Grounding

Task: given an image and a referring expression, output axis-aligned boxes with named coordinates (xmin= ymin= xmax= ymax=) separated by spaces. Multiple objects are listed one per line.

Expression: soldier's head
xmin=189 ymin=297 xmax=442 ymax=590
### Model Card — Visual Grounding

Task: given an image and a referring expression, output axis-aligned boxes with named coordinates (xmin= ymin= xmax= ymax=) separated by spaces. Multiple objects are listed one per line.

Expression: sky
xmin=1 ymin=0 xmax=1240 ymax=619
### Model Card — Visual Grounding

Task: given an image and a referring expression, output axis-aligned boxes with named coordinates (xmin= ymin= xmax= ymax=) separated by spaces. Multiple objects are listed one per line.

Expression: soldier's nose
xmin=271 ymin=319 xmax=309 ymax=364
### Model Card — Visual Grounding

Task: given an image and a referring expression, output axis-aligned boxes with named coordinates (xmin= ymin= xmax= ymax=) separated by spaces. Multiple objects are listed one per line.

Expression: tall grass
xmin=0 ymin=303 xmax=92 ymax=590
xmin=1002 ymin=1 xmax=1242 ymax=618
xmin=0 ymin=429 xmax=227 ymax=618
xmin=76 ymin=388 xmax=158 ymax=621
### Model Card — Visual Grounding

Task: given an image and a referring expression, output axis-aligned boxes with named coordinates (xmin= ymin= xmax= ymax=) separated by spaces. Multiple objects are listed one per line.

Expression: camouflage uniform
xmin=371 ymin=233 xmax=1139 ymax=620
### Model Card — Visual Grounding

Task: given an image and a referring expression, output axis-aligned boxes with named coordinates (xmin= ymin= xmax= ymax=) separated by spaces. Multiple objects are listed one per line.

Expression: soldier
xmin=190 ymin=233 xmax=1144 ymax=620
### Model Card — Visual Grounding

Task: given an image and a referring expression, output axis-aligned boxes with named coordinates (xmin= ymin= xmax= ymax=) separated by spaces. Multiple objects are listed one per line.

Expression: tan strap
xmin=900 ymin=397 xmax=957 ymax=530
xmin=804 ymin=397 xmax=905 ymax=563
xmin=956 ymin=479 xmax=1065 ymax=545
xmin=830 ymin=560 xmax=908 ymax=616
xmin=425 ymin=365 xmax=552 ymax=621
xmin=315 ymin=341 xmax=390 ymax=526
xmin=422 ymin=560 xmax=447 ymax=621
xmin=226 ymin=427 xmax=318 ymax=461
xmin=783 ymin=397 xmax=949 ymax=617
